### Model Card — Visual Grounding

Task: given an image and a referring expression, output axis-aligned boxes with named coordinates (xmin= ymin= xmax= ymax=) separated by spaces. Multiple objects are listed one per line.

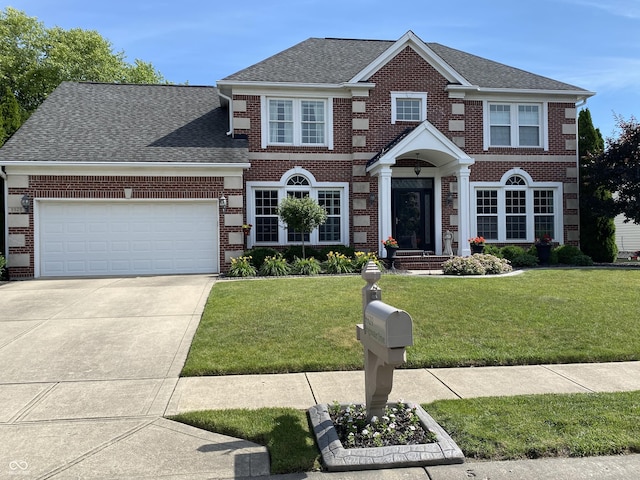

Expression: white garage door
xmin=38 ymin=201 xmax=218 ymax=277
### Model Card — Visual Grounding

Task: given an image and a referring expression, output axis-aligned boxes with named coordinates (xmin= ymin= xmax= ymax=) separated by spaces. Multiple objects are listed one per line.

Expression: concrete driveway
xmin=0 ymin=275 xmax=269 ymax=479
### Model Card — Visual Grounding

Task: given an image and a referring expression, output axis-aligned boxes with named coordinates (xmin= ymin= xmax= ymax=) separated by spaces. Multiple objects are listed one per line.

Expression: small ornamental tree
xmin=277 ymin=196 xmax=327 ymax=259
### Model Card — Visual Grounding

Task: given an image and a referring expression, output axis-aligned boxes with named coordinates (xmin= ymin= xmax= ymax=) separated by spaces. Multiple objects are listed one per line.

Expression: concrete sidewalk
xmin=166 ymin=362 xmax=640 ymax=479
xmin=167 ymin=362 xmax=640 ymax=413
xmin=2 ymin=275 xmax=639 ymax=479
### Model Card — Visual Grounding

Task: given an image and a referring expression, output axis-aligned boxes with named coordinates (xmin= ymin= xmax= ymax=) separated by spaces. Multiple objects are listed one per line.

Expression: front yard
xmin=182 ymin=269 xmax=640 ymax=376
xmin=174 ymin=268 xmax=640 ymax=474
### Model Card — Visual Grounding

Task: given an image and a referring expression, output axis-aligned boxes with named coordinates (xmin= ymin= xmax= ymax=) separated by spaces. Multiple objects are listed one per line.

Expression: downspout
xmin=1 ymin=166 xmax=7 ymax=267
xmin=218 ymin=90 xmax=234 ymax=136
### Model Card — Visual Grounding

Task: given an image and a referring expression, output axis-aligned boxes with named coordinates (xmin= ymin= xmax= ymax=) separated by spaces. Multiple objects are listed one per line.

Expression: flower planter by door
xmin=470 ymin=244 xmax=484 ymax=254
xmin=536 ymin=244 xmax=552 ymax=265
xmin=385 ymin=246 xmax=398 ymax=270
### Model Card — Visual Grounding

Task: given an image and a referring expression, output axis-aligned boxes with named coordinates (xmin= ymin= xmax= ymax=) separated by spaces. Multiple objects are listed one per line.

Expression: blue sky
xmin=8 ymin=0 xmax=639 ymax=140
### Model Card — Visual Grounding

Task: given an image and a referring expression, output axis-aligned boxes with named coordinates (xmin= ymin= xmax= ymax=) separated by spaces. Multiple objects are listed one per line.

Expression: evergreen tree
xmin=578 ymin=108 xmax=617 ymax=262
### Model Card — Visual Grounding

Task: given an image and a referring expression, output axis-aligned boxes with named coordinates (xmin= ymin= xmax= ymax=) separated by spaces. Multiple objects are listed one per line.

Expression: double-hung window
xmin=391 ymin=92 xmax=427 ymax=124
xmin=318 ymin=190 xmax=342 ymax=242
xmin=264 ymin=97 xmax=329 ymax=147
xmin=473 ymin=171 xmax=561 ymax=243
xmin=254 ymin=190 xmax=279 ymax=243
xmin=486 ymin=102 xmax=544 ymax=148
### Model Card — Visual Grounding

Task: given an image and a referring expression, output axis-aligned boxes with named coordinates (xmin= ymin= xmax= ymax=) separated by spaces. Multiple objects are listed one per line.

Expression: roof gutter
xmin=217 ymin=90 xmax=234 ymax=136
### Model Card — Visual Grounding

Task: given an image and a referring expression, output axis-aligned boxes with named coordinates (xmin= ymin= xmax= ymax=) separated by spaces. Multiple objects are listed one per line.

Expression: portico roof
xmin=366 ymin=120 xmax=474 ymax=176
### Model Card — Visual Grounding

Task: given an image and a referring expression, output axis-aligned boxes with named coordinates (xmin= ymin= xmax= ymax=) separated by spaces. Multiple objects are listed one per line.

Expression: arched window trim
xmin=246 ymin=167 xmax=350 ymax=248
xmin=470 ymin=168 xmax=563 ymax=244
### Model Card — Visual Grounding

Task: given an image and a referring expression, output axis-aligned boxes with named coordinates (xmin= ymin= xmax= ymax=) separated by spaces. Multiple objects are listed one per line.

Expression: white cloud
xmin=554 ymin=57 xmax=640 ymax=91
xmin=560 ymin=0 xmax=640 ymax=19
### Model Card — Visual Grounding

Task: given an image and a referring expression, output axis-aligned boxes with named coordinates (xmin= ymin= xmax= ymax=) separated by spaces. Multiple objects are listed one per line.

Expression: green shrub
xmin=0 ymin=253 xmax=6 ymax=280
xmin=259 ymin=254 xmax=291 ymax=276
xmin=483 ymin=244 xmax=502 ymax=257
xmin=246 ymin=247 xmax=278 ymax=269
xmin=571 ymin=254 xmax=594 ymax=266
xmin=291 ymin=257 xmax=322 ymax=275
xmin=443 ymin=256 xmax=486 ymax=275
xmin=228 ymin=255 xmax=257 ymax=277
xmin=323 ymin=251 xmax=354 ymax=274
xmin=318 ymin=245 xmax=355 ymax=260
xmin=474 ymin=254 xmax=513 ymax=274
xmin=555 ymin=245 xmax=583 ymax=264
xmin=283 ymin=246 xmax=320 ymax=262
xmin=443 ymin=254 xmax=513 ymax=276
xmin=352 ymin=251 xmax=384 ymax=271
xmin=511 ymin=254 xmax=539 ymax=267
xmin=500 ymin=245 xmax=526 ymax=261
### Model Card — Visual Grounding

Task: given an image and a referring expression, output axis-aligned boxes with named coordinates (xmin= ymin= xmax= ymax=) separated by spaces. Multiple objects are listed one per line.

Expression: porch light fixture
xmin=445 ymin=191 xmax=454 ymax=206
xmin=219 ymin=194 xmax=227 ymax=213
xmin=369 ymin=192 xmax=377 ymax=207
xmin=21 ymin=193 xmax=31 ymax=213
xmin=414 ymin=153 xmax=421 ymax=177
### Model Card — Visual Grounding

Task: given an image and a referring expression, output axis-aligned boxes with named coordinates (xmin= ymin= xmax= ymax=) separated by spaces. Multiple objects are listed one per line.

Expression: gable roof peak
xmin=349 ymin=30 xmax=470 ymax=85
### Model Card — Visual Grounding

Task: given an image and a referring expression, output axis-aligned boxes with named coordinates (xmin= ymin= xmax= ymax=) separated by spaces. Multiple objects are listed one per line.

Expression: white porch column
xmin=457 ymin=167 xmax=472 ymax=256
xmin=378 ymin=167 xmax=393 ymax=257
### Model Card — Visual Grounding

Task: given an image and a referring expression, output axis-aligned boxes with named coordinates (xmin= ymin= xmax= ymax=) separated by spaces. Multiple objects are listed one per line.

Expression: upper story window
xmin=262 ymin=97 xmax=333 ymax=148
xmin=391 ymin=92 xmax=427 ymax=124
xmin=485 ymin=102 xmax=546 ymax=149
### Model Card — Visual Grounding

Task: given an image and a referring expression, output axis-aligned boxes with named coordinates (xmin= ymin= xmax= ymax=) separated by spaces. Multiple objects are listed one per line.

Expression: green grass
xmin=428 ymin=391 xmax=640 ymax=460
xmin=169 ymin=408 xmax=321 ymax=474
xmin=182 ymin=269 xmax=640 ymax=376
xmin=170 ymin=391 xmax=640 ymax=474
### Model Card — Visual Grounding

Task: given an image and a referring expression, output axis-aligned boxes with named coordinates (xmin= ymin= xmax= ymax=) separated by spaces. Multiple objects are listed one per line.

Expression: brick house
xmin=0 ymin=31 xmax=594 ymax=278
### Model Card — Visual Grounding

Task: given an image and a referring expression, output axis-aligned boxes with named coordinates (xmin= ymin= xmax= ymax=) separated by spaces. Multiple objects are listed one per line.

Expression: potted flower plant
xmin=535 ymin=233 xmax=553 ymax=265
xmin=381 ymin=236 xmax=399 ymax=255
xmin=468 ymin=236 xmax=485 ymax=254
xmin=242 ymin=224 xmax=252 ymax=236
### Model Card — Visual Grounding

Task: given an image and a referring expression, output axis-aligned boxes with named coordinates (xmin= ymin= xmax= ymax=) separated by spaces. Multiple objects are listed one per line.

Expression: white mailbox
xmin=364 ymin=300 xmax=413 ymax=348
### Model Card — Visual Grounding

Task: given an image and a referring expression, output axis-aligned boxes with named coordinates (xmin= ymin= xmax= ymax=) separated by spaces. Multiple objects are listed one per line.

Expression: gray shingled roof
xmin=223 ymin=37 xmax=588 ymax=92
xmin=0 ymin=82 xmax=248 ymax=163
xmin=223 ymin=38 xmax=392 ymax=84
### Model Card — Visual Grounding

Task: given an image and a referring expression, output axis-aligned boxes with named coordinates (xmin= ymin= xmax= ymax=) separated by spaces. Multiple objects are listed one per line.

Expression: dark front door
xmin=392 ymin=178 xmax=434 ymax=251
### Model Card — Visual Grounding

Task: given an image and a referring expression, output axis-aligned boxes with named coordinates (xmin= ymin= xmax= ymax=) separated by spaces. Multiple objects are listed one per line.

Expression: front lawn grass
xmin=170 ymin=391 xmax=640 ymax=474
xmin=182 ymin=269 xmax=640 ymax=376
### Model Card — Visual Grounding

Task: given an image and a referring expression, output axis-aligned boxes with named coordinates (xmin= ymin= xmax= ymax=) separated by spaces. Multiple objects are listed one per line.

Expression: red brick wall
xmin=229 ymin=46 xmax=580 ymax=253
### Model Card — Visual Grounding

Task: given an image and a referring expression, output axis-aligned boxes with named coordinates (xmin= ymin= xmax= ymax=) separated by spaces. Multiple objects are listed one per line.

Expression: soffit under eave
xmin=216 ymin=80 xmax=375 ymax=98
xmin=2 ymin=162 xmax=251 ymax=177
xmin=446 ymin=85 xmax=597 ymax=103
xmin=349 ymin=30 xmax=470 ymax=86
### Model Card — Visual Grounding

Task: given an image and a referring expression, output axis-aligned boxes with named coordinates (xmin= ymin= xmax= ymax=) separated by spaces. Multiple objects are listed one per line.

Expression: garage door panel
xmin=39 ymin=201 xmax=218 ymax=277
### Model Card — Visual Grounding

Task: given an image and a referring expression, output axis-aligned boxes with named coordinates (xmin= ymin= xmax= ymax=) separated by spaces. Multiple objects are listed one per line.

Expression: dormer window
xmin=391 ymin=92 xmax=427 ymax=124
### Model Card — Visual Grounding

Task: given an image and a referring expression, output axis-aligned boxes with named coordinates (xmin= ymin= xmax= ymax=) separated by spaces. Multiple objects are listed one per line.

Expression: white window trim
xmin=246 ymin=167 xmax=349 ymax=248
xmin=260 ymin=96 xmax=334 ymax=149
xmin=470 ymin=168 xmax=563 ymax=243
xmin=483 ymin=100 xmax=548 ymax=151
xmin=391 ymin=92 xmax=427 ymax=124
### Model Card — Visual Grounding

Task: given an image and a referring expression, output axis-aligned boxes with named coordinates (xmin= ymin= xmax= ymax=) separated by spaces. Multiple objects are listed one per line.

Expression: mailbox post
xmin=357 ymin=261 xmax=413 ymax=419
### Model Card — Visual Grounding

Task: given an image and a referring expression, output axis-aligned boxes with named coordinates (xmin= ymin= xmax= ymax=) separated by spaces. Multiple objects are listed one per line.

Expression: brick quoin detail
xmin=229 ymin=46 xmax=581 ymax=256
